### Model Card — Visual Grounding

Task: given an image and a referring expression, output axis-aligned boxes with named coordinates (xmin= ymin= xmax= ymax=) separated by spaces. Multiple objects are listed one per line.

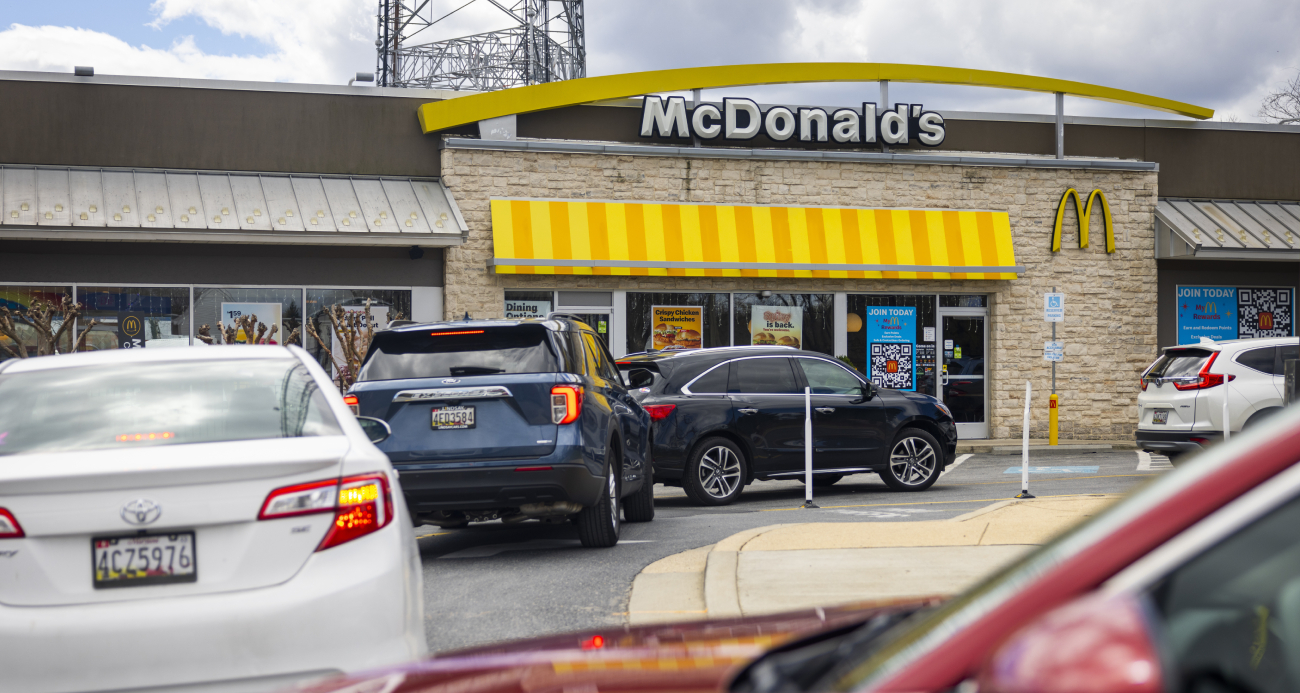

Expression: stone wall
xmin=440 ymin=146 xmax=1158 ymax=440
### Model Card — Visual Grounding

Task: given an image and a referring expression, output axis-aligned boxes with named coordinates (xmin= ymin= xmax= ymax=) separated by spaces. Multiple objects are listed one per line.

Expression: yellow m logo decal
xmin=1052 ymin=188 xmax=1115 ymax=253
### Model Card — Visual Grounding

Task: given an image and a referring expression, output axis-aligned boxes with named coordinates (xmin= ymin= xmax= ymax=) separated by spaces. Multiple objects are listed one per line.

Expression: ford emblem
xmin=121 ymin=499 xmax=162 ymax=526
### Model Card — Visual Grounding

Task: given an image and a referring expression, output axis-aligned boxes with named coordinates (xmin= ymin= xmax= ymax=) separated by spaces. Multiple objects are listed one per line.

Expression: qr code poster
xmin=1238 ymin=288 xmax=1294 ymax=339
xmin=870 ymin=341 xmax=915 ymax=391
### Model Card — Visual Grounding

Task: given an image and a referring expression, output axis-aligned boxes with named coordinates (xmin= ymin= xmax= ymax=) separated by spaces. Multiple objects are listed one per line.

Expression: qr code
xmin=870 ymin=342 xmax=914 ymax=390
xmin=1239 ymin=288 xmax=1293 ymax=338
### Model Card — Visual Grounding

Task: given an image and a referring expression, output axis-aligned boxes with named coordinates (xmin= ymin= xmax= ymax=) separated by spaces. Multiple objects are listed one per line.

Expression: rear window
xmin=0 ymin=359 xmax=341 ymax=456
xmin=1146 ymin=348 xmax=1214 ymax=380
xmin=358 ymin=325 xmax=560 ymax=381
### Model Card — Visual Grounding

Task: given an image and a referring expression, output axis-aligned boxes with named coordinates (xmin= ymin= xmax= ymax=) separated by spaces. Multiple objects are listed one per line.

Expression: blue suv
xmin=349 ymin=318 xmax=653 ymax=547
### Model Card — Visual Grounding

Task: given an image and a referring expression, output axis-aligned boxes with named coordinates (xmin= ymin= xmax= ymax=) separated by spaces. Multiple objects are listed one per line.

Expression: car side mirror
xmin=855 ymin=383 xmax=877 ymax=402
xmin=977 ymin=593 xmax=1163 ymax=693
xmin=356 ymin=416 xmax=392 ymax=445
xmin=626 ymin=368 xmax=654 ymax=389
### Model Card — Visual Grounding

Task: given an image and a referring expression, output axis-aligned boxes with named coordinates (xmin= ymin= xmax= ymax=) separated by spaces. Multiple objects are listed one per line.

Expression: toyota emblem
xmin=441 ymin=378 xmax=461 ymax=384
xmin=121 ymin=499 xmax=162 ymax=526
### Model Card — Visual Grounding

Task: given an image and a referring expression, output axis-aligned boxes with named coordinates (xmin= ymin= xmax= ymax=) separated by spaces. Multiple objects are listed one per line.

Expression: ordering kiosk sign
xmin=1177 ymin=286 xmax=1294 ymax=344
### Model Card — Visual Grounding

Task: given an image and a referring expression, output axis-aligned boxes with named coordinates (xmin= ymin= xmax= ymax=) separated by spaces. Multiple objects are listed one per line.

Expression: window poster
xmin=866 ymin=306 xmax=917 ymax=391
xmin=220 ymin=302 xmax=284 ymax=344
xmin=1177 ymin=286 xmax=1294 ymax=344
xmin=650 ymin=305 xmax=703 ymax=350
xmin=505 ymin=300 xmax=550 ymax=319
xmin=750 ymin=305 xmax=803 ymax=349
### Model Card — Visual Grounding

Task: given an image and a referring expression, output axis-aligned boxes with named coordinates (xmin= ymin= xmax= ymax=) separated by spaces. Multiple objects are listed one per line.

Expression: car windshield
xmin=358 ymin=325 xmax=561 ymax=381
xmin=1146 ymin=348 xmax=1214 ymax=380
xmin=0 ymin=358 xmax=342 ymax=456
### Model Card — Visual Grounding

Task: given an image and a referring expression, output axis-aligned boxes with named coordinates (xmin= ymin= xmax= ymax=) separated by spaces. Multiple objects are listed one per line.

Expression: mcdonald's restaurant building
xmin=1 ymin=68 xmax=1298 ymax=441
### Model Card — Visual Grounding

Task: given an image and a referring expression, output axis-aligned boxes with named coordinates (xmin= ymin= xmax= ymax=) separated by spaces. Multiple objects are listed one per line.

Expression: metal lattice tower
xmin=376 ymin=0 xmax=585 ymax=90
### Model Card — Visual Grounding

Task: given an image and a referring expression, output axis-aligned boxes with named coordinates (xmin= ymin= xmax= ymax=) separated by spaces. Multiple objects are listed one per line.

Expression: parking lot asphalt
xmin=415 ymin=450 xmax=1165 ymax=653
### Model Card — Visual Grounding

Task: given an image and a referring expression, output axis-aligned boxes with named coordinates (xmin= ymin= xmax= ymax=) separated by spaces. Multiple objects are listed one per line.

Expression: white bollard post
xmin=1223 ymin=375 xmax=1231 ymax=442
xmin=803 ymin=386 xmax=818 ymax=509
xmin=1016 ymin=380 xmax=1035 ymax=499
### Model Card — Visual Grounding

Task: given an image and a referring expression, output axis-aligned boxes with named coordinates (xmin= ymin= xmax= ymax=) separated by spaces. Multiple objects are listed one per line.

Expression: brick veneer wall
xmin=440 ymin=146 xmax=1158 ymax=440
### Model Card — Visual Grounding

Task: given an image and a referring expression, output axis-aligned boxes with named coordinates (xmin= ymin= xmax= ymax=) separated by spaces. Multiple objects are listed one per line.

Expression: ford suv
xmin=348 ymin=318 xmax=653 ymax=547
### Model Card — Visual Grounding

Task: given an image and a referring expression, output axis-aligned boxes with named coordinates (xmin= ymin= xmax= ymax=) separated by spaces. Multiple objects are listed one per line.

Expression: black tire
xmin=577 ymin=458 xmax=621 ymax=547
xmin=798 ymin=474 xmax=844 ymax=487
xmin=623 ymin=461 xmax=655 ymax=523
xmin=881 ymin=428 xmax=943 ymax=492
xmin=684 ymin=437 xmax=747 ymax=506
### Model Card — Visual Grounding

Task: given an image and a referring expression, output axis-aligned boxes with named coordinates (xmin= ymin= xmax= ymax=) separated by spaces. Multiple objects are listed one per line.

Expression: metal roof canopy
xmin=0 ymin=166 xmax=467 ymax=247
xmin=1156 ymin=199 xmax=1300 ymax=261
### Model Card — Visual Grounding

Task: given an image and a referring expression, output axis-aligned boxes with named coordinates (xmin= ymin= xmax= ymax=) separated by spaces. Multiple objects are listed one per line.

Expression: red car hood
xmin=295 ymin=599 xmax=935 ymax=693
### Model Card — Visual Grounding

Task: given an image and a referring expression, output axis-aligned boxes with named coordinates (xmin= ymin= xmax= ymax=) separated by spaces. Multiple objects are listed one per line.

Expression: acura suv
xmin=616 ymin=347 xmax=957 ymax=505
xmin=348 ymin=318 xmax=653 ymax=547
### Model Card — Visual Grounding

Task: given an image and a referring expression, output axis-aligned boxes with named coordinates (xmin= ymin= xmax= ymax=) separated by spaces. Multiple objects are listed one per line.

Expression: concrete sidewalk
xmin=627 ymin=495 xmax=1119 ymax=625
xmin=956 ymin=438 xmax=1137 ymax=454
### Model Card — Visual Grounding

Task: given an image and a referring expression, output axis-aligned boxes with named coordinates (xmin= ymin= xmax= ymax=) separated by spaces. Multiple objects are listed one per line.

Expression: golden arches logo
xmin=1204 ymin=302 xmax=1218 ymax=316
xmin=1052 ymin=188 xmax=1115 ymax=253
xmin=121 ymin=315 xmax=143 ymax=338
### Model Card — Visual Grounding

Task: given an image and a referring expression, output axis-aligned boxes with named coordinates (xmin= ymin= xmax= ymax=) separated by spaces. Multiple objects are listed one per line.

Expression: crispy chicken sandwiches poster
xmin=651 ymin=306 xmax=703 ymax=350
xmin=750 ymin=305 xmax=803 ymax=349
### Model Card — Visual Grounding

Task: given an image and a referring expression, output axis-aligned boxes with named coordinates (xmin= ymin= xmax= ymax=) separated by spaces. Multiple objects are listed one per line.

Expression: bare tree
xmin=0 ymin=295 xmax=98 ymax=359
xmin=1260 ymin=72 xmax=1300 ymax=124
xmin=307 ymin=300 xmax=404 ymax=391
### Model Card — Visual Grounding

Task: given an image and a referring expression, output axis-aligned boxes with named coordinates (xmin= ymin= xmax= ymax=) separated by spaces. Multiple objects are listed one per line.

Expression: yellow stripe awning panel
xmin=490 ymin=199 xmax=1021 ymax=280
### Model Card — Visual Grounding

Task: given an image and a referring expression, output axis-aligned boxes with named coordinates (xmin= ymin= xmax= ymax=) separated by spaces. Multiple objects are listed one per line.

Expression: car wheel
xmin=798 ymin=474 xmax=844 ymax=487
xmin=881 ymin=428 xmax=942 ymax=492
xmin=577 ymin=458 xmax=621 ymax=547
xmin=684 ymin=437 xmax=746 ymax=506
xmin=623 ymin=463 xmax=655 ymax=523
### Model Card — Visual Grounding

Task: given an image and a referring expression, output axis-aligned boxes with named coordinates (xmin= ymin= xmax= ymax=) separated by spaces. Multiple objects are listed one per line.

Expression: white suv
xmin=1137 ymin=337 xmax=1299 ymax=457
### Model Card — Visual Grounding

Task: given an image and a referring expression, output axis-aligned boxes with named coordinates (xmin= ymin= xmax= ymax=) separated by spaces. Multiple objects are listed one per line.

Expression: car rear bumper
xmin=1135 ymin=428 xmax=1221 ymax=453
xmin=0 ymin=524 xmax=424 ymax=693
xmin=395 ymin=445 xmax=606 ymax=514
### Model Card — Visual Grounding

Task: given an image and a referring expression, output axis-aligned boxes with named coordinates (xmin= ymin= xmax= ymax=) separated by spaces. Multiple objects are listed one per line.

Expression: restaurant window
xmin=0 ymin=285 xmax=75 ymax=360
xmin=940 ymin=295 xmax=987 ymax=308
xmin=504 ymin=290 xmax=554 ymax=320
xmin=626 ymin=292 xmax=730 ymax=354
xmin=305 ymin=288 xmax=412 ymax=375
xmin=193 ymin=288 xmax=302 ymax=346
xmin=732 ymin=293 xmax=834 ymax=356
xmin=846 ymin=294 xmax=938 ymax=395
xmin=80 ymin=286 xmax=191 ymax=351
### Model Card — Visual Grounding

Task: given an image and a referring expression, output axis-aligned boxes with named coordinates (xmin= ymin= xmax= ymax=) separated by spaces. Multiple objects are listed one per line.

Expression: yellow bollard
xmin=1049 ymin=394 xmax=1059 ymax=445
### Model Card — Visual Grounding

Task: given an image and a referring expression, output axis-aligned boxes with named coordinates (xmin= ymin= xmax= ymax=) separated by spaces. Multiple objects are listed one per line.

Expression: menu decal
xmin=651 ymin=305 xmax=703 ymax=350
xmin=750 ymin=305 xmax=803 ymax=349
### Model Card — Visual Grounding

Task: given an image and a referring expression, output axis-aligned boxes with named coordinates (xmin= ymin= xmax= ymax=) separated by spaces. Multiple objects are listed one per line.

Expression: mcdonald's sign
xmin=1052 ymin=188 xmax=1115 ymax=253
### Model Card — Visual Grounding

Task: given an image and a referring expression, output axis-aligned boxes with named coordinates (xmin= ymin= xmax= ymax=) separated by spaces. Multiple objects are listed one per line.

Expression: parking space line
xmin=761 ymin=491 xmax=1125 ymax=512
xmin=941 ymin=453 xmax=973 ymax=476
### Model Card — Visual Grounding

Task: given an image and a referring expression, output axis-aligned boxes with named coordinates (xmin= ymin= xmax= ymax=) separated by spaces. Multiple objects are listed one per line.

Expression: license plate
xmin=93 ymin=532 xmax=196 ymax=589
xmin=1152 ymin=410 xmax=1169 ymax=425
xmin=432 ymin=405 xmax=475 ymax=430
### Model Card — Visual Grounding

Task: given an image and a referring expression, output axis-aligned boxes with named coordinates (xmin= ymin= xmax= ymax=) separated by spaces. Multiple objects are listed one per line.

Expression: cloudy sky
xmin=0 ymin=0 xmax=1296 ymax=122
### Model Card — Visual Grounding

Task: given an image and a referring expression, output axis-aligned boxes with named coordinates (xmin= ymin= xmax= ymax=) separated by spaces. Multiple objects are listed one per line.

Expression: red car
xmin=298 ymin=406 xmax=1300 ymax=693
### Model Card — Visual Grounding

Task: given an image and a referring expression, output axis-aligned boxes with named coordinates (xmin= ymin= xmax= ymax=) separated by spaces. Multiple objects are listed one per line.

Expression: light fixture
xmin=349 ymin=211 xmax=357 ymax=218
xmin=155 ymin=206 xmax=163 ymax=214
xmin=380 ymin=211 xmax=388 ymax=219
xmin=147 ymin=214 xmax=156 ymax=222
xmin=44 ymin=212 xmax=52 ymax=219
xmin=254 ymin=209 xmax=262 ymax=216
xmin=847 ymin=313 xmax=863 ymax=332
xmin=20 ymin=203 xmax=28 ymax=211
xmin=54 ymin=204 xmax=63 ymax=212
xmin=79 ymin=212 xmax=87 ymax=220
xmin=74 ymin=66 xmax=94 ymax=77
xmin=408 ymin=246 xmax=424 ymax=260
xmin=89 ymin=205 xmax=96 ymax=213
xmin=113 ymin=213 xmax=122 ymax=221
xmin=123 ymin=205 xmax=131 ymax=213
xmin=760 ymin=290 xmax=773 ymax=298
xmin=246 ymin=216 xmax=254 ymax=224
xmin=214 ymin=215 xmax=222 ymax=223
xmin=348 ymin=72 xmax=375 ymax=87
xmin=310 ymin=218 xmax=318 ymax=225
xmin=342 ymin=219 xmax=350 ymax=226
xmin=180 ymin=215 xmax=189 ymax=222
xmin=221 ymin=207 xmax=229 ymax=215
xmin=410 ymin=212 xmax=418 ymax=219
xmin=405 ymin=220 xmax=413 ymax=227
xmin=286 ymin=210 xmax=294 ymax=217
xmin=278 ymin=217 xmax=286 ymax=225
xmin=188 ymin=206 xmax=197 ymax=214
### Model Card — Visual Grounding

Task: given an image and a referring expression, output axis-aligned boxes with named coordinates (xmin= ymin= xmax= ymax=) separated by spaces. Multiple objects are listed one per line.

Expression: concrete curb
xmin=988 ymin=444 xmax=1123 ymax=455
xmin=702 ymin=525 xmax=800 ymax=619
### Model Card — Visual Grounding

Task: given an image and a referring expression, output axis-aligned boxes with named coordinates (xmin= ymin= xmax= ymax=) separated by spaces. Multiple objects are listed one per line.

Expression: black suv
xmin=617 ymin=347 xmax=957 ymax=505
xmin=349 ymin=318 xmax=653 ymax=547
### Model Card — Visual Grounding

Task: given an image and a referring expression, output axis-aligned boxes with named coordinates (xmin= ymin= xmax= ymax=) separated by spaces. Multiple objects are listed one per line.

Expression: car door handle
xmin=815 ymin=407 xmax=835 ymax=414
xmin=737 ymin=408 xmax=759 ymax=414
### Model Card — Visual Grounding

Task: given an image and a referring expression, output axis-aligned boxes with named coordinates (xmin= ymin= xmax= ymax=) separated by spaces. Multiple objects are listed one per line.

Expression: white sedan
xmin=0 ymin=346 xmax=427 ymax=693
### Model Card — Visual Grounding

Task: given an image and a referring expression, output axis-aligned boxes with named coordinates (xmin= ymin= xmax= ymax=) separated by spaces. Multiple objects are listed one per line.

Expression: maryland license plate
xmin=1152 ymin=409 xmax=1169 ymax=425
xmin=432 ymin=405 xmax=475 ymax=430
xmin=93 ymin=532 xmax=197 ymax=589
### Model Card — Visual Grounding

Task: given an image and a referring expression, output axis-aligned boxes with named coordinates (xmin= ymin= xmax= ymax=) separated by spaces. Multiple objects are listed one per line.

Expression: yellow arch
xmin=1052 ymin=188 xmax=1115 ymax=253
xmin=417 ymin=62 xmax=1214 ymax=134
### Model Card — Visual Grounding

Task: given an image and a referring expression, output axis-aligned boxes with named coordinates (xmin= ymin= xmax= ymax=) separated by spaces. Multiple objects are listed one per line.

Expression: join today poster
xmin=1177 ymin=286 xmax=1294 ymax=344
xmin=866 ymin=306 xmax=917 ymax=391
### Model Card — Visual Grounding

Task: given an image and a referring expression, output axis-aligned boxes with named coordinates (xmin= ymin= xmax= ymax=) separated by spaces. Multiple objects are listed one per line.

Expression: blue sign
xmin=1177 ymin=286 xmax=1238 ymax=344
xmin=866 ymin=306 xmax=917 ymax=391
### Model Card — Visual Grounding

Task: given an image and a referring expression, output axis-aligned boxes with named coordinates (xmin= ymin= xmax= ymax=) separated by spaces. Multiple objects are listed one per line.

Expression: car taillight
xmin=644 ymin=404 xmax=676 ymax=421
xmin=258 ymin=474 xmax=393 ymax=551
xmin=1172 ymin=352 xmax=1237 ymax=390
xmin=343 ymin=394 xmax=359 ymax=415
xmin=317 ymin=473 xmax=393 ymax=551
xmin=551 ymin=384 xmax=582 ymax=424
xmin=0 ymin=508 xmax=24 ymax=539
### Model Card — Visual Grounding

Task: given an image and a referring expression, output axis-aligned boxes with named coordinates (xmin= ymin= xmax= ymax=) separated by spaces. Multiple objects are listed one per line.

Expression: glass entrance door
xmin=938 ymin=312 xmax=988 ymax=439
xmin=569 ymin=313 xmax=611 ymax=345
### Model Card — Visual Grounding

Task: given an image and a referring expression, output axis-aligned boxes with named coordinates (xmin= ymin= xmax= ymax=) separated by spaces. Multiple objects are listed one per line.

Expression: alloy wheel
xmin=698 ymin=445 xmax=742 ymax=499
xmin=607 ymin=466 xmax=620 ymax=532
xmin=889 ymin=436 xmax=937 ymax=486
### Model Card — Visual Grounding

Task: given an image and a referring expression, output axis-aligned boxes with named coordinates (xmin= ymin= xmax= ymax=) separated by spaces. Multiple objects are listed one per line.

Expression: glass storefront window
xmin=626 ymin=292 xmax=731 ymax=354
xmin=733 ymin=293 xmax=834 ymax=355
xmin=940 ymin=295 xmax=988 ymax=308
xmin=80 ymin=286 xmax=191 ymax=351
xmin=0 ymin=285 xmax=75 ymax=360
xmin=504 ymin=290 xmax=554 ymax=320
xmin=847 ymin=294 xmax=938 ymax=394
xmin=305 ymin=288 xmax=412 ymax=374
xmin=193 ymin=288 xmax=302 ymax=346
